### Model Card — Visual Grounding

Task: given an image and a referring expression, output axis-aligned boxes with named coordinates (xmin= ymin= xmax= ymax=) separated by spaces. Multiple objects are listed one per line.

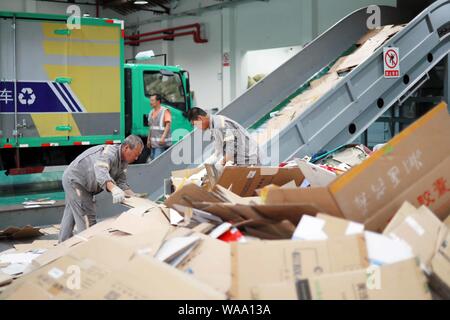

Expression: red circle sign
xmin=385 ymin=49 xmax=399 ymax=69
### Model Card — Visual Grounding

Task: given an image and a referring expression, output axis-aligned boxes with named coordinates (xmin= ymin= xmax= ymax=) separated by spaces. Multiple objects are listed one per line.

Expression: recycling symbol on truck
xmin=18 ymin=87 xmax=36 ymax=106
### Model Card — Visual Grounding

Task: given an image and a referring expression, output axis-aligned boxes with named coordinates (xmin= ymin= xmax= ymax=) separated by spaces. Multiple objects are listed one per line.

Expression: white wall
xmin=1 ymin=0 xmax=398 ymax=110
xmin=317 ymin=0 xmax=398 ymax=34
xmin=246 ymin=45 xmax=303 ymax=79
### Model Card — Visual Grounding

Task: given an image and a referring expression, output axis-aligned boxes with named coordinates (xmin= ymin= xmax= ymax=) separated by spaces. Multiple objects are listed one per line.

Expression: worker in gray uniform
xmin=58 ymin=135 xmax=144 ymax=243
xmin=186 ymin=107 xmax=260 ymax=171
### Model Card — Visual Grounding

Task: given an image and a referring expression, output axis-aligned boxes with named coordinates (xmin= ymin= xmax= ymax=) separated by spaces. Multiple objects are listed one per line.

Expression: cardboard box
xmin=383 ymin=202 xmax=448 ymax=271
xmin=252 ymin=258 xmax=431 ymax=300
xmin=265 ymin=103 xmax=450 ymax=232
xmin=178 ymin=233 xmax=231 ymax=294
xmin=211 ymin=166 xmax=305 ymax=197
xmin=292 ymin=213 xmax=364 ymax=240
xmin=82 ymin=254 xmax=225 ymax=300
xmin=1 ymin=236 xmax=136 ymax=300
xmin=229 ymin=235 xmax=368 ymax=299
xmin=429 ymin=232 xmax=450 ymax=299
xmin=291 ymin=214 xmax=413 ymax=266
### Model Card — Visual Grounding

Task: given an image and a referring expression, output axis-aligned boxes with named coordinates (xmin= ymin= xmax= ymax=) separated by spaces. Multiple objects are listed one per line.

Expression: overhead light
xmin=134 ymin=0 xmax=149 ymax=4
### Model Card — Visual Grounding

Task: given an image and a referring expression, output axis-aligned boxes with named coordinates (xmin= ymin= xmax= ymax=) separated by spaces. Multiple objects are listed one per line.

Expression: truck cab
xmin=124 ymin=63 xmax=193 ymax=159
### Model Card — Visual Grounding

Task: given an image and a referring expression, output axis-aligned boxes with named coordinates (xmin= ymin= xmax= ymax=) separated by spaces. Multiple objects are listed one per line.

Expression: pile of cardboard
xmin=0 ymin=225 xmax=60 ymax=294
xmin=257 ymin=24 xmax=405 ymax=144
xmin=1 ymin=103 xmax=449 ymax=300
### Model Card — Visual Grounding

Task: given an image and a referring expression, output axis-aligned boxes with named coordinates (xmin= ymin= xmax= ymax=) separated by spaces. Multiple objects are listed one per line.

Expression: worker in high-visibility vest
xmin=147 ymin=93 xmax=172 ymax=161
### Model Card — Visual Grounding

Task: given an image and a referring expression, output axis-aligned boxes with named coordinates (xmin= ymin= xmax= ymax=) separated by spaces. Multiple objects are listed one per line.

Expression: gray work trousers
xmin=58 ymin=173 xmax=97 ymax=243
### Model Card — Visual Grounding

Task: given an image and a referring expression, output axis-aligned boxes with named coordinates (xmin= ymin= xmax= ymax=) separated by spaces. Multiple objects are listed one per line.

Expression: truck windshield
xmin=143 ymin=71 xmax=186 ymax=111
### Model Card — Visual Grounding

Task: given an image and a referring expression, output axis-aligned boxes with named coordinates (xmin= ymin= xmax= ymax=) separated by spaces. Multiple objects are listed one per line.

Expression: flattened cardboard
xmin=384 ymin=204 xmax=448 ymax=270
xmin=0 ymin=271 xmax=12 ymax=287
xmin=230 ymin=235 xmax=368 ymax=299
xmin=364 ymin=231 xmax=414 ymax=266
xmin=382 ymin=201 xmax=418 ymax=234
xmin=253 ymin=259 xmax=430 ymax=300
xmin=121 ymin=196 xmax=159 ymax=209
xmin=192 ymin=222 xmax=215 ymax=234
xmin=0 ymin=226 xmax=43 ymax=240
xmin=195 ymin=202 xmax=321 ymax=226
xmin=164 ymin=183 xmax=222 ymax=209
xmin=214 ymin=166 xmax=304 ymax=197
xmin=297 ymin=160 xmax=336 ymax=187
xmin=1 ymin=236 xmax=136 ymax=300
xmin=82 ymin=255 xmax=225 ymax=300
xmin=14 ymin=240 xmax=58 ymax=252
xmin=112 ymin=208 xmax=170 ymax=235
xmin=171 ymin=166 xmax=204 ymax=179
xmin=243 ymin=220 xmax=296 ymax=240
xmin=266 ymin=103 xmax=450 ymax=232
xmin=178 ymin=234 xmax=231 ymax=294
xmin=293 ymin=213 xmax=364 ymax=240
xmin=429 ymin=233 xmax=450 ymax=299
xmin=155 ymin=236 xmax=201 ymax=263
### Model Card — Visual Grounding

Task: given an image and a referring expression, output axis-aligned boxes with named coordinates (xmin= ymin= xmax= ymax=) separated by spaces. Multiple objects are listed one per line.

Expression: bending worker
xmin=58 ymin=135 xmax=144 ymax=243
xmin=186 ymin=107 xmax=260 ymax=171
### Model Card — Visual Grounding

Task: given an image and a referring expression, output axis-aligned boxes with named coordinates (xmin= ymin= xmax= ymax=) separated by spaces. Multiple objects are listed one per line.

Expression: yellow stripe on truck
xmin=43 ymin=41 xmax=119 ymax=57
xmin=44 ymin=65 xmax=120 ymax=113
xmin=42 ymin=22 xmax=120 ymax=42
xmin=31 ymin=114 xmax=81 ymax=137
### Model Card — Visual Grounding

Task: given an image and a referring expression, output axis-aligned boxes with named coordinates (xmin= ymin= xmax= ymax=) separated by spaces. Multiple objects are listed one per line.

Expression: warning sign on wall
xmin=383 ymin=47 xmax=400 ymax=78
xmin=223 ymin=52 xmax=230 ymax=67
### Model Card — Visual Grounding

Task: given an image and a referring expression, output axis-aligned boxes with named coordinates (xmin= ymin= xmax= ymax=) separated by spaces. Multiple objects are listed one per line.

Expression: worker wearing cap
xmin=186 ymin=107 xmax=260 ymax=171
xmin=146 ymin=93 xmax=172 ymax=161
xmin=58 ymin=135 xmax=144 ymax=243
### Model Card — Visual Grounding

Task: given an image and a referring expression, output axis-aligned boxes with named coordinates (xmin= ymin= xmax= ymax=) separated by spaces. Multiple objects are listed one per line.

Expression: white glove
xmin=111 ymin=186 xmax=125 ymax=204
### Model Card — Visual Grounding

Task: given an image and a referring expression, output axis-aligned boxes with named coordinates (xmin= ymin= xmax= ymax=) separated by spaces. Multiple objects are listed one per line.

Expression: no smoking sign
xmin=383 ymin=47 xmax=400 ymax=78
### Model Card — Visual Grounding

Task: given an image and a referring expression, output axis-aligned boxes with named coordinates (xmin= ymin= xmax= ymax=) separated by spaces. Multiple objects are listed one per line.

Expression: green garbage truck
xmin=0 ymin=11 xmax=194 ymax=174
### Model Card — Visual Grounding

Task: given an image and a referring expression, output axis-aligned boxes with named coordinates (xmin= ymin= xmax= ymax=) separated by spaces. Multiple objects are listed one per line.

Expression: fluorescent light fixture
xmin=134 ymin=0 xmax=149 ymax=4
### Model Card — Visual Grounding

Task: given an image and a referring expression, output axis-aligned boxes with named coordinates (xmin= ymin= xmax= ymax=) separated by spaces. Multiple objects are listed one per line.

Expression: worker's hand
xmin=124 ymin=189 xmax=136 ymax=197
xmin=159 ymin=137 xmax=165 ymax=146
xmin=147 ymin=141 xmax=151 ymax=149
xmin=111 ymin=186 xmax=125 ymax=204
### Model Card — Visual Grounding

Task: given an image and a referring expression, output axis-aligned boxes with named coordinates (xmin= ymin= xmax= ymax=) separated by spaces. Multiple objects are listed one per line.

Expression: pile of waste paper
xmin=0 ymin=102 xmax=449 ymax=300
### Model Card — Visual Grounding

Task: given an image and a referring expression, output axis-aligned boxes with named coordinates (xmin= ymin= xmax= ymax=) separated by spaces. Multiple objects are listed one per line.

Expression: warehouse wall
xmin=0 ymin=0 xmax=398 ymax=110
xmin=123 ymin=0 xmax=397 ymax=110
